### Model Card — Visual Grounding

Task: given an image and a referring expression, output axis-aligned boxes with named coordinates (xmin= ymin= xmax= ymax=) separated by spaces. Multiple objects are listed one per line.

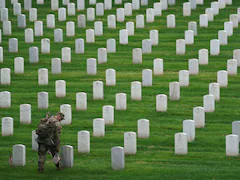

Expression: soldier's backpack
xmin=36 ymin=113 xmax=55 ymax=138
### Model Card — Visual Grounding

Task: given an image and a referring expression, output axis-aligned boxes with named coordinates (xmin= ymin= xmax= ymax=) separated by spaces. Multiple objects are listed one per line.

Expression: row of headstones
xmin=8 ymin=120 xmax=240 ymax=169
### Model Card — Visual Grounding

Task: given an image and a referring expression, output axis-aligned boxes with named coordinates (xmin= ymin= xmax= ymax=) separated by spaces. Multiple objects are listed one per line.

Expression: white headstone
xmin=0 ymin=0 xmax=5 ymax=8
xmin=3 ymin=21 xmax=11 ymax=35
xmin=132 ymin=48 xmax=142 ymax=64
xmin=169 ymin=82 xmax=180 ymax=101
xmin=141 ymin=0 xmax=148 ymax=6
xmin=111 ymin=146 xmax=125 ymax=170
xmin=124 ymin=3 xmax=132 ymax=16
xmin=203 ymin=94 xmax=215 ymax=112
xmin=32 ymin=130 xmax=38 ymax=151
xmin=77 ymin=0 xmax=85 ymax=10
xmin=47 ymin=14 xmax=55 ymax=28
xmin=209 ymin=82 xmax=220 ymax=101
xmin=211 ymin=2 xmax=219 ymax=15
xmin=115 ymin=0 xmax=122 ymax=5
xmin=179 ymin=70 xmax=189 ymax=87
xmin=153 ymin=58 xmax=164 ymax=75
xmin=78 ymin=131 xmax=90 ymax=153
xmin=38 ymin=68 xmax=48 ymax=85
xmin=14 ymin=57 xmax=24 ymax=74
xmin=138 ymin=119 xmax=149 ymax=138
xmin=136 ymin=14 xmax=144 ymax=28
xmin=226 ymin=135 xmax=239 ymax=156
xmin=196 ymin=0 xmax=203 ymax=4
xmin=106 ymin=69 xmax=116 ymax=86
xmin=0 ymin=8 xmax=8 ymax=22
xmin=142 ymin=39 xmax=152 ymax=54
xmin=94 ymin=21 xmax=103 ymax=36
xmin=160 ymin=0 xmax=168 ymax=10
xmin=75 ymin=38 xmax=84 ymax=54
xmin=37 ymin=0 xmax=44 ymax=4
xmin=78 ymin=15 xmax=86 ymax=28
xmin=146 ymin=8 xmax=154 ymax=23
xmin=102 ymin=105 xmax=114 ymax=124
xmin=150 ymin=30 xmax=158 ymax=46
xmin=167 ymin=14 xmax=175 ymax=28
xmin=205 ymin=8 xmax=214 ymax=21
xmin=0 ymin=46 xmax=2 ymax=63
xmin=54 ymin=29 xmax=63 ymax=43
xmin=1 ymin=68 xmax=10 ymax=85
xmin=198 ymin=49 xmax=208 ymax=65
xmin=188 ymin=59 xmax=199 ymax=75
xmin=87 ymin=8 xmax=95 ymax=21
xmin=51 ymin=0 xmax=59 ymax=11
xmin=29 ymin=47 xmax=39 ymax=63
xmin=117 ymin=8 xmax=124 ymax=22
xmin=183 ymin=120 xmax=195 ymax=142
xmin=126 ymin=22 xmax=134 ymax=36
xmin=225 ymin=0 xmax=232 ymax=5
xmin=34 ymin=21 xmax=43 ymax=36
xmin=107 ymin=39 xmax=116 ymax=53
xmin=176 ymin=39 xmax=185 ymax=55
xmin=185 ymin=30 xmax=194 ymax=44
xmin=154 ymin=2 xmax=162 ymax=16
xmin=93 ymin=118 xmax=105 ymax=137
xmin=218 ymin=0 xmax=225 ymax=9
xmin=56 ymin=80 xmax=66 ymax=98
xmin=199 ymin=14 xmax=208 ymax=27
xmin=58 ymin=8 xmax=66 ymax=21
xmin=61 ymin=47 xmax=71 ymax=63
xmin=108 ymin=15 xmax=116 ymax=29
xmin=193 ymin=106 xmax=205 ymax=128
xmin=61 ymin=145 xmax=74 ymax=167
xmin=210 ymin=39 xmax=220 ymax=55
xmin=93 ymin=81 xmax=104 ymax=100
xmin=13 ymin=3 xmax=21 ymax=16
xmin=12 ymin=144 xmax=25 ymax=166
xmin=217 ymin=70 xmax=228 ymax=87
xmin=20 ymin=104 xmax=31 ymax=124
xmin=96 ymin=3 xmax=104 ymax=16
xmin=189 ymin=0 xmax=197 ymax=9
xmin=41 ymin=38 xmax=50 ymax=54
xmin=233 ymin=49 xmax=240 ymax=67
xmin=156 ymin=94 xmax=167 ymax=112
xmin=67 ymin=3 xmax=75 ymax=16
xmin=51 ymin=58 xmax=61 ymax=74
xmin=86 ymin=29 xmax=95 ymax=43
xmin=2 ymin=117 xmax=13 ymax=136
xmin=232 ymin=121 xmax=240 ymax=142
xmin=218 ymin=30 xmax=228 ymax=45
xmin=175 ymin=133 xmax=188 ymax=155
xmin=116 ymin=93 xmax=127 ymax=110
xmin=104 ymin=0 xmax=112 ymax=10
xmin=87 ymin=58 xmax=97 ymax=75
xmin=29 ymin=8 xmax=37 ymax=22
xmin=119 ymin=29 xmax=128 ymax=45
xmin=132 ymin=0 xmax=140 ymax=10
xmin=24 ymin=0 xmax=32 ymax=10
xmin=98 ymin=48 xmax=107 ymax=64
xmin=38 ymin=92 xmax=48 ymax=109
xmin=224 ymin=21 xmax=233 ymax=36
xmin=142 ymin=69 xmax=152 ymax=86
xmin=9 ymin=38 xmax=18 ymax=53
xmin=131 ymin=81 xmax=142 ymax=101
xmin=229 ymin=14 xmax=238 ymax=28
xmin=76 ymin=92 xmax=87 ymax=111
xmin=89 ymin=0 xmax=96 ymax=5
xmin=183 ymin=2 xmax=191 ymax=16
xmin=66 ymin=21 xmax=75 ymax=37
xmin=124 ymin=132 xmax=136 ymax=154
xmin=60 ymin=104 xmax=72 ymax=125
xmin=227 ymin=59 xmax=237 ymax=76
xmin=0 ymin=91 xmax=11 ymax=108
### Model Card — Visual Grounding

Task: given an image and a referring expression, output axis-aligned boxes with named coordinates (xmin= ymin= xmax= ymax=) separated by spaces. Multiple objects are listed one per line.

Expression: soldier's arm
xmin=54 ymin=122 xmax=62 ymax=152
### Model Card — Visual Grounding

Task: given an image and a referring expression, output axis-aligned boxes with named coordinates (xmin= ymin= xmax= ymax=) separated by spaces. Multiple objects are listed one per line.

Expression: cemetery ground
xmin=1 ymin=0 xmax=240 ymax=179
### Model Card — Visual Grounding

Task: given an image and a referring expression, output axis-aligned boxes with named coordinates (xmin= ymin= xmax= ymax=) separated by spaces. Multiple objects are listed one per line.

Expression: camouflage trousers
xmin=38 ymin=143 xmax=60 ymax=171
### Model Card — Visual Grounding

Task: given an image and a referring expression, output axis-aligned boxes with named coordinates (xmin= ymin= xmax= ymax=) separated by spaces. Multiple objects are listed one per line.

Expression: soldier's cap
xmin=56 ymin=112 xmax=65 ymax=120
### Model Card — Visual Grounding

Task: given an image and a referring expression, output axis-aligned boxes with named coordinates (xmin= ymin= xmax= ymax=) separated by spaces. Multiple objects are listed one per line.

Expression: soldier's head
xmin=55 ymin=112 xmax=65 ymax=121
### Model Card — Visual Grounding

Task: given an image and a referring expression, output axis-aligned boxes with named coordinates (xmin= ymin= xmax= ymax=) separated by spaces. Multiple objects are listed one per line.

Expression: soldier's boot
xmin=38 ymin=161 xmax=44 ymax=173
xmin=55 ymin=162 xmax=61 ymax=171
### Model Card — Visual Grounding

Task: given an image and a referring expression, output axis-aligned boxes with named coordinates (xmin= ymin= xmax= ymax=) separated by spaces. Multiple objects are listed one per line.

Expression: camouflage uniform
xmin=36 ymin=115 xmax=62 ymax=172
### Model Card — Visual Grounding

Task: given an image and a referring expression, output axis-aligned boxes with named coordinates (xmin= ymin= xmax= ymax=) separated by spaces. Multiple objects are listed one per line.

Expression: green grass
xmin=1 ymin=0 xmax=240 ymax=179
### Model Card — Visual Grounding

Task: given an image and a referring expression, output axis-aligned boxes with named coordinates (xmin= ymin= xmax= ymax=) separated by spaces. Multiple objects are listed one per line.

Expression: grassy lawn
xmin=0 ymin=0 xmax=240 ymax=179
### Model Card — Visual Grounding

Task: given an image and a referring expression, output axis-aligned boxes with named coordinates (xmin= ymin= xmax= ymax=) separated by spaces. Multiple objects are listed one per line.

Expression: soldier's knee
xmin=38 ymin=145 xmax=47 ymax=155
